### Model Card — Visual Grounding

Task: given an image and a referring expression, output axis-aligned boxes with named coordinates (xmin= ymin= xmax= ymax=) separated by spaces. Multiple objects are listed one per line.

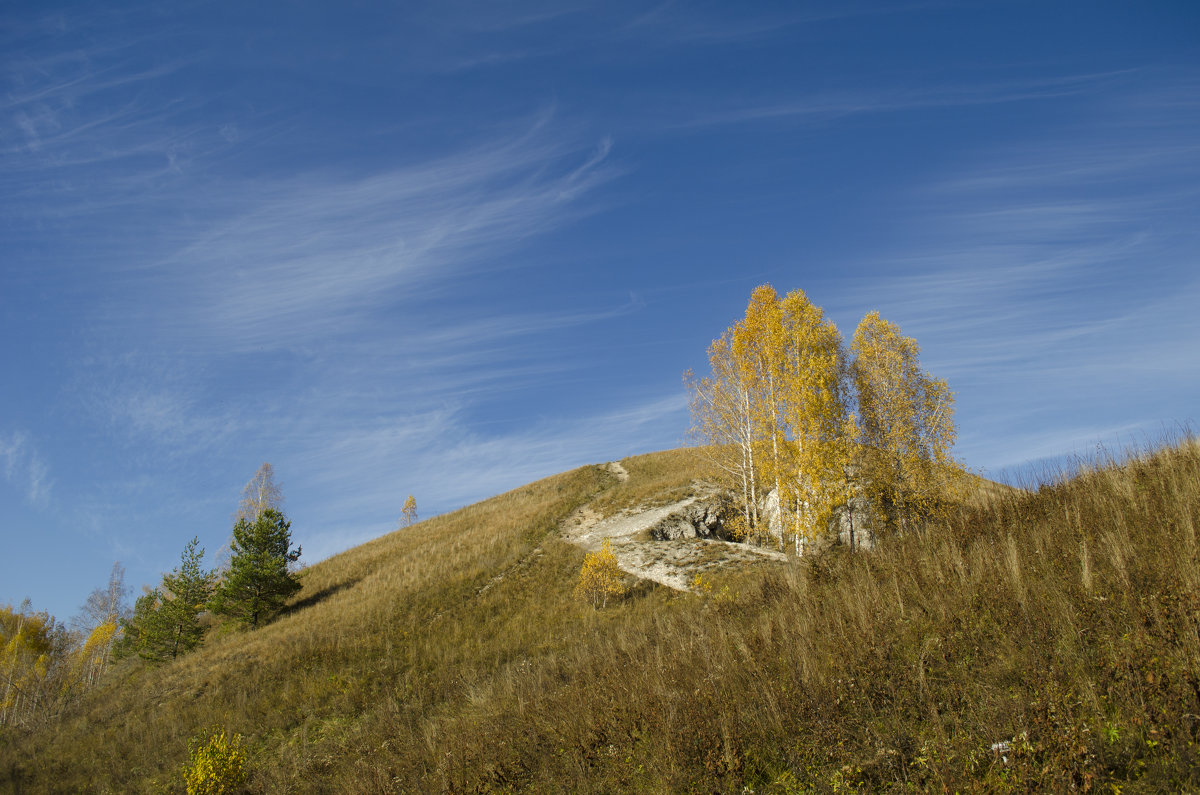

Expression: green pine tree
xmin=209 ymin=509 xmax=302 ymax=627
xmin=119 ymin=538 xmax=215 ymax=662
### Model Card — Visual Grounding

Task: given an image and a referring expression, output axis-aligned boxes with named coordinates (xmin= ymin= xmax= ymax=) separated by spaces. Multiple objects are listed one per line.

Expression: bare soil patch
xmin=561 ymin=464 xmax=785 ymax=591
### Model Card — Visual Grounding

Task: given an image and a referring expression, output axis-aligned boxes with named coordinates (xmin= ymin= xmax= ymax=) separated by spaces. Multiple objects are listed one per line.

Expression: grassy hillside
xmin=3 ymin=442 xmax=1199 ymax=793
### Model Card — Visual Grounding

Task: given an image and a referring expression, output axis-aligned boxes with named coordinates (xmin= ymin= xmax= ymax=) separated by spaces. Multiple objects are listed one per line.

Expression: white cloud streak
xmin=820 ymin=80 xmax=1200 ymax=473
xmin=44 ymin=92 xmax=636 ymax=567
xmin=621 ymin=0 xmax=944 ymax=46
xmin=0 ymin=431 xmax=53 ymax=506
xmin=121 ymin=122 xmax=618 ymax=352
xmin=670 ymin=70 xmax=1139 ymax=131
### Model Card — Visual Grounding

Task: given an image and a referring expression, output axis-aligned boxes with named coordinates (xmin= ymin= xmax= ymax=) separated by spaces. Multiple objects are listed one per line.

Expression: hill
xmin=2 ymin=443 xmax=1199 ymax=792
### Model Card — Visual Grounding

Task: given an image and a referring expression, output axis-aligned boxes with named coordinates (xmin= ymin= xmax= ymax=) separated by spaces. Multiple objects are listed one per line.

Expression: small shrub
xmin=723 ymin=512 xmax=749 ymax=541
xmin=183 ymin=730 xmax=248 ymax=795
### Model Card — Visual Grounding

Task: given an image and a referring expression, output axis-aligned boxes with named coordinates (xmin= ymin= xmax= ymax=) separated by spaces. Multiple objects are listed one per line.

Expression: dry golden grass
xmin=3 ymin=441 xmax=1199 ymax=793
xmin=963 ymin=470 xmax=1022 ymax=507
xmin=587 ymin=447 xmax=712 ymax=517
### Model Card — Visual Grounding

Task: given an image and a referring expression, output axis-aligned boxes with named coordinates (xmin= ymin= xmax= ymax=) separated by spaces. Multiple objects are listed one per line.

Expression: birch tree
xmin=851 ymin=311 xmax=961 ymax=531
xmin=400 ymin=495 xmax=418 ymax=528
xmin=685 ymin=331 xmax=760 ymax=538
xmin=733 ymin=286 xmax=788 ymax=548
xmin=575 ymin=540 xmax=626 ymax=608
xmin=775 ymin=289 xmax=854 ymax=553
xmin=68 ymin=562 xmax=128 ymax=679
xmin=236 ymin=462 xmax=284 ymax=524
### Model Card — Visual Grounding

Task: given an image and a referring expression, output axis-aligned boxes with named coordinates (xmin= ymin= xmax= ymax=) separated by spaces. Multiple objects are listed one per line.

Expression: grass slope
xmin=3 ymin=443 xmax=1199 ymax=793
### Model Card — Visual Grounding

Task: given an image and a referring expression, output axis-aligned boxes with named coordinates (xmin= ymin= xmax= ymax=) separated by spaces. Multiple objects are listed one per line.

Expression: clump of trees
xmin=2 ymin=465 xmax=304 ymax=728
xmin=121 ymin=463 xmax=302 ymax=658
xmin=1 ymin=563 xmax=134 ymax=728
xmin=1 ymin=602 xmax=69 ymax=728
xmin=68 ymin=562 xmax=129 ymax=689
xmin=686 ymin=285 xmax=962 ymax=552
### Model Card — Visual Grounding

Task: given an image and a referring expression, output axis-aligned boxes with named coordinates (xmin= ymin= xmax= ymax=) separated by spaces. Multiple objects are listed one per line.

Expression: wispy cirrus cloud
xmin=117 ymin=123 xmax=618 ymax=351
xmin=621 ymin=0 xmax=940 ymax=45
xmin=821 ymin=76 xmax=1200 ymax=472
xmin=0 ymin=431 xmax=53 ymax=507
xmin=667 ymin=70 xmax=1139 ymax=131
xmin=50 ymin=99 xmax=634 ymax=565
xmin=0 ymin=14 xmax=235 ymax=227
xmin=85 ymin=367 xmax=244 ymax=464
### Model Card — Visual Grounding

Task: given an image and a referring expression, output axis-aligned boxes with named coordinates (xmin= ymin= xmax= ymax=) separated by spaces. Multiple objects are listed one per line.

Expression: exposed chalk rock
xmin=649 ymin=496 xmax=730 ymax=541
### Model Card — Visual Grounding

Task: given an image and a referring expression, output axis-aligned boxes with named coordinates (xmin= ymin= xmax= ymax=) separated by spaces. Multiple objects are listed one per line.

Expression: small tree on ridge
xmin=400 ymin=494 xmax=418 ymax=528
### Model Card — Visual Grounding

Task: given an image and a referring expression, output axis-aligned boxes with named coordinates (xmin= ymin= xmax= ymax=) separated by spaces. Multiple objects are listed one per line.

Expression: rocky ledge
xmin=648 ymin=495 xmax=730 ymax=541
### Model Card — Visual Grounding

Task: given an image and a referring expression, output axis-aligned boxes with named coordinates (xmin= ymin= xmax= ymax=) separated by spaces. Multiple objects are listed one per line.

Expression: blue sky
xmin=3 ymin=1 xmax=1198 ymax=621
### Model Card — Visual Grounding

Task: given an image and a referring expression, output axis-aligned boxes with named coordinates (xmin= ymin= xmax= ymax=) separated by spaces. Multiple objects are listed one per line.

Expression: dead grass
xmin=4 ymin=441 xmax=1199 ymax=793
xmin=963 ymin=470 xmax=1022 ymax=507
xmin=587 ymin=448 xmax=711 ymax=517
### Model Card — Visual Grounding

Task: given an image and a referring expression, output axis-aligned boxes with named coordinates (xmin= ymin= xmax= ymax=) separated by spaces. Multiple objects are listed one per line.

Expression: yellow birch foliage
xmin=183 ymin=730 xmax=249 ymax=795
xmin=401 ymin=494 xmax=418 ymax=528
xmin=68 ymin=618 xmax=118 ymax=693
xmin=575 ymin=540 xmax=626 ymax=608
xmin=720 ymin=285 xmax=853 ymax=550
xmin=688 ymin=286 xmax=962 ymax=548
xmin=732 ymin=286 xmax=789 ymax=547
xmin=851 ymin=310 xmax=962 ymax=529
xmin=776 ymin=289 xmax=854 ymax=547
xmin=1 ymin=606 xmax=56 ymax=727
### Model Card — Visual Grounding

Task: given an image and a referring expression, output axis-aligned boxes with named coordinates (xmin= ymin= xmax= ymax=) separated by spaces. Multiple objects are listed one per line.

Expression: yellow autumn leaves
xmin=1 ymin=606 xmax=56 ymax=728
xmin=183 ymin=730 xmax=248 ymax=795
xmin=575 ymin=540 xmax=626 ymax=609
xmin=1 ymin=607 xmax=120 ymax=727
xmin=687 ymin=285 xmax=962 ymax=550
xmin=852 ymin=310 xmax=960 ymax=530
xmin=400 ymin=494 xmax=418 ymax=529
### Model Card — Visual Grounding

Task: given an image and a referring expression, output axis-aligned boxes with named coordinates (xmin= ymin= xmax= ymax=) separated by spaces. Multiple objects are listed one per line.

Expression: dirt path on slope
xmin=604 ymin=460 xmax=630 ymax=482
xmin=561 ymin=463 xmax=785 ymax=591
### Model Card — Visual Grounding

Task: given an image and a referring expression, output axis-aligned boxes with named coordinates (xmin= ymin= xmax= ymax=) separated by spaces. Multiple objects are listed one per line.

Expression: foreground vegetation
xmin=3 ymin=441 xmax=1198 ymax=792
